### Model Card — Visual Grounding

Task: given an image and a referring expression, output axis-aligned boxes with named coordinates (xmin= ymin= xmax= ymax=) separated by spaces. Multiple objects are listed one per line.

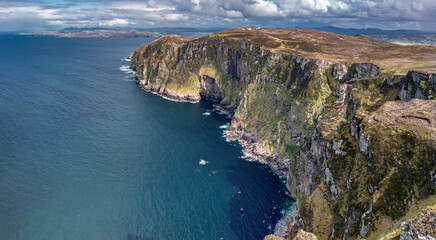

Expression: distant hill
xmin=313 ymin=26 xmax=436 ymax=45
xmin=314 ymin=26 xmax=431 ymax=35
xmin=21 ymin=27 xmax=223 ymax=38
xmin=59 ymin=27 xmax=224 ymax=34
xmin=19 ymin=29 xmax=163 ymax=38
xmin=139 ymin=27 xmax=225 ymax=33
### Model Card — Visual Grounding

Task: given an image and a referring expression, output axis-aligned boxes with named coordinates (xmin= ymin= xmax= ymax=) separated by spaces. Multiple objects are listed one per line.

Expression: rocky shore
xmin=225 ymin=123 xmax=291 ymax=176
xmin=129 ymin=27 xmax=436 ymax=239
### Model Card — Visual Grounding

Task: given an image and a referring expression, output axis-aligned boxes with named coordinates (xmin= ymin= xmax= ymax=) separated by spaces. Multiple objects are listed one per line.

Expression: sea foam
xmin=119 ymin=65 xmax=134 ymax=74
xmin=199 ymin=159 xmax=209 ymax=165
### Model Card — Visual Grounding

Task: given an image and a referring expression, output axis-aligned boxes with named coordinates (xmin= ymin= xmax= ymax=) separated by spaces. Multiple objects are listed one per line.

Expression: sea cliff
xmin=130 ymin=27 xmax=436 ymax=239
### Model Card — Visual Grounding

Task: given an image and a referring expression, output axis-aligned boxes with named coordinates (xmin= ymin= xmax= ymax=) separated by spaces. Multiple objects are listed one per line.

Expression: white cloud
xmin=250 ymin=0 xmax=285 ymax=17
xmin=98 ymin=18 xmax=130 ymax=27
xmin=0 ymin=0 xmax=435 ymax=32
xmin=0 ymin=5 xmax=61 ymax=20
xmin=226 ymin=10 xmax=244 ymax=18
xmin=110 ymin=2 xmax=175 ymax=11
xmin=163 ymin=13 xmax=188 ymax=21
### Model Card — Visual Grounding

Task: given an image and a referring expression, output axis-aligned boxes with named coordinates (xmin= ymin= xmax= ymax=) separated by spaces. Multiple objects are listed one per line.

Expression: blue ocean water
xmin=0 ymin=35 xmax=291 ymax=240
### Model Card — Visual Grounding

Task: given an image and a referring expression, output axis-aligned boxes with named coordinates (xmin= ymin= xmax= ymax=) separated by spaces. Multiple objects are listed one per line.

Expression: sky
xmin=0 ymin=0 xmax=435 ymax=32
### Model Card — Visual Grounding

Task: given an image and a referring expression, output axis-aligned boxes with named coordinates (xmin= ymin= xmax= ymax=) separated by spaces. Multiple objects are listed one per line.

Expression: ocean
xmin=0 ymin=35 xmax=291 ymax=240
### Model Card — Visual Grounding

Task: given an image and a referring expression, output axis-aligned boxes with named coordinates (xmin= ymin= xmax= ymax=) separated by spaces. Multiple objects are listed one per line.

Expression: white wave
xmin=240 ymin=150 xmax=255 ymax=161
xmin=161 ymin=94 xmax=200 ymax=104
xmin=219 ymin=123 xmax=229 ymax=129
xmin=202 ymin=111 xmax=211 ymax=116
xmin=141 ymin=87 xmax=200 ymax=103
xmin=212 ymin=104 xmax=230 ymax=116
xmin=222 ymin=130 xmax=231 ymax=141
xmin=124 ymin=58 xmax=131 ymax=62
xmin=119 ymin=65 xmax=134 ymax=74
xmin=199 ymin=159 xmax=209 ymax=165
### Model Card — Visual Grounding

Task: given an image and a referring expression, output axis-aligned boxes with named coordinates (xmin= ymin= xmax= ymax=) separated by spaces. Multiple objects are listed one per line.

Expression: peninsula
xmin=129 ymin=26 xmax=436 ymax=240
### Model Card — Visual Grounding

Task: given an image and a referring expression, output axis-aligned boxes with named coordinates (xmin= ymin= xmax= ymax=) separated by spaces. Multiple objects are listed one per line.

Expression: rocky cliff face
xmin=130 ymin=28 xmax=436 ymax=239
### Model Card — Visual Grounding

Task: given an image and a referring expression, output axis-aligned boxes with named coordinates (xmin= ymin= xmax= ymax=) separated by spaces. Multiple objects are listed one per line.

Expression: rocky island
xmin=129 ymin=26 xmax=436 ymax=239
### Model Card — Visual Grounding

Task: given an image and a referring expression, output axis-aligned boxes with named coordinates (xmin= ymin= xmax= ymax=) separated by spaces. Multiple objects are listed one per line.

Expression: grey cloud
xmin=0 ymin=0 xmax=435 ymax=31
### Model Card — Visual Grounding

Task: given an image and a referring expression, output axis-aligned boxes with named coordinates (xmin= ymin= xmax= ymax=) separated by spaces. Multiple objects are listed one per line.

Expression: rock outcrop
xmin=400 ymin=207 xmax=436 ymax=240
xmin=129 ymin=27 xmax=436 ymax=239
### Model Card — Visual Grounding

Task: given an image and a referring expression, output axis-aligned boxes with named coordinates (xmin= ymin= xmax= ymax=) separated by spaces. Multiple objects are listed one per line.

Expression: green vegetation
xmin=131 ymin=27 xmax=436 ymax=239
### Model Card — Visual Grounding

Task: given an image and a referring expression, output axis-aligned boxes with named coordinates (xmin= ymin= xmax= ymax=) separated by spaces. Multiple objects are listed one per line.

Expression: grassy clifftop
xmin=130 ymin=27 xmax=436 ymax=239
xmin=137 ymin=26 xmax=436 ymax=74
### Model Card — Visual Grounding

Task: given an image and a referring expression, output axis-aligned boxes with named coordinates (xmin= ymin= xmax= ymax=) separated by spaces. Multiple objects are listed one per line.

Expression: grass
xmin=156 ymin=27 xmax=436 ymax=74
xmin=366 ymin=196 xmax=436 ymax=240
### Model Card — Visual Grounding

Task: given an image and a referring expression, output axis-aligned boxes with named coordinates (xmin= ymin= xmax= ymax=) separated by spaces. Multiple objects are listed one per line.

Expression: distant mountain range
xmin=19 ymin=29 xmax=162 ymax=38
xmin=59 ymin=26 xmax=434 ymax=35
xmin=314 ymin=26 xmax=432 ymax=35
xmin=17 ymin=26 xmax=436 ymax=45
xmin=19 ymin=27 xmax=223 ymax=38
xmin=60 ymin=26 xmax=225 ymax=33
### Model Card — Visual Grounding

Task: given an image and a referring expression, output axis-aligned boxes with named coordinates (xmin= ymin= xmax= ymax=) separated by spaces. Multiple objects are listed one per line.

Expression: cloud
xmin=98 ymin=18 xmax=130 ymax=27
xmin=0 ymin=0 xmax=435 ymax=31
xmin=224 ymin=9 xmax=244 ymax=18
xmin=109 ymin=1 xmax=175 ymax=12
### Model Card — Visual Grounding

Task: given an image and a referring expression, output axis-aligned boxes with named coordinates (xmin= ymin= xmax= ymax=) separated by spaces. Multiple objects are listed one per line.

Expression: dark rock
xmin=410 ymin=71 xmax=429 ymax=83
xmin=414 ymin=86 xmax=426 ymax=100
xmin=199 ymin=75 xmax=223 ymax=101
xmin=360 ymin=201 xmax=375 ymax=238
xmin=347 ymin=63 xmax=379 ymax=81
xmin=386 ymin=75 xmax=404 ymax=86
xmin=398 ymin=82 xmax=412 ymax=102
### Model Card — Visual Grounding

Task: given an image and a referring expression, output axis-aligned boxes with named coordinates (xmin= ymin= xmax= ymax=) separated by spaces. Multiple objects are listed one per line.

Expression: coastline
xmin=126 ymin=27 xmax=436 ymax=239
xmin=140 ymin=86 xmax=200 ymax=104
xmin=224 ymin=125 xmax=291 ymax=177
xmin=128 ymin=65 xmax=295 ymax=238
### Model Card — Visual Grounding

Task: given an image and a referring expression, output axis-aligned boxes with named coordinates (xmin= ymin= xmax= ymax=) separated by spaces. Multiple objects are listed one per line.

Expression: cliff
xmin=130 ymin=27 xmax=436 ymax=239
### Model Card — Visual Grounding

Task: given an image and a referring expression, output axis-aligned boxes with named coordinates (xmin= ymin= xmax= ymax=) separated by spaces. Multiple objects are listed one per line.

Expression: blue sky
xmin=1 ymin=0 xmax=435 ymax=32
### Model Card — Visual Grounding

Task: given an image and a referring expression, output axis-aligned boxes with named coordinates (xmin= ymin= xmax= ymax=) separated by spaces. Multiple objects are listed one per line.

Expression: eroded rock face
xmin=287 ymin=127 xmax=326 ymax=199
xmin=199 ymin=75 xmax=223 ymax=101
xmin=332 ymin=64 xmax=348 ymax=82
xmin=400 ymin=207 xmax=436 ymax=240
xmin=287 ymin=98 xmax=435 ymax=239
xmin=411 ymin=71 xmax=429 ymax=83
xmin=398 ymin=82 xmax=412 ymax=102
xmin=360 ymin=201 xmax=375 ymax=238
xmin=347 ymin=63 xmax=379 ymax=81
xmin=129 ymin=33 xmax=436 ymax=240
xmin=398 ymin=72 xmax=436 ymax=102
xmin=386 ymin=75 xmax=404 ymax=87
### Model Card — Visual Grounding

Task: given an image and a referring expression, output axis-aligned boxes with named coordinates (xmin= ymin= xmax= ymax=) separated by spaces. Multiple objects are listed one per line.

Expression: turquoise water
xmin=0 ymin=35 xmax=290 ymax=240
